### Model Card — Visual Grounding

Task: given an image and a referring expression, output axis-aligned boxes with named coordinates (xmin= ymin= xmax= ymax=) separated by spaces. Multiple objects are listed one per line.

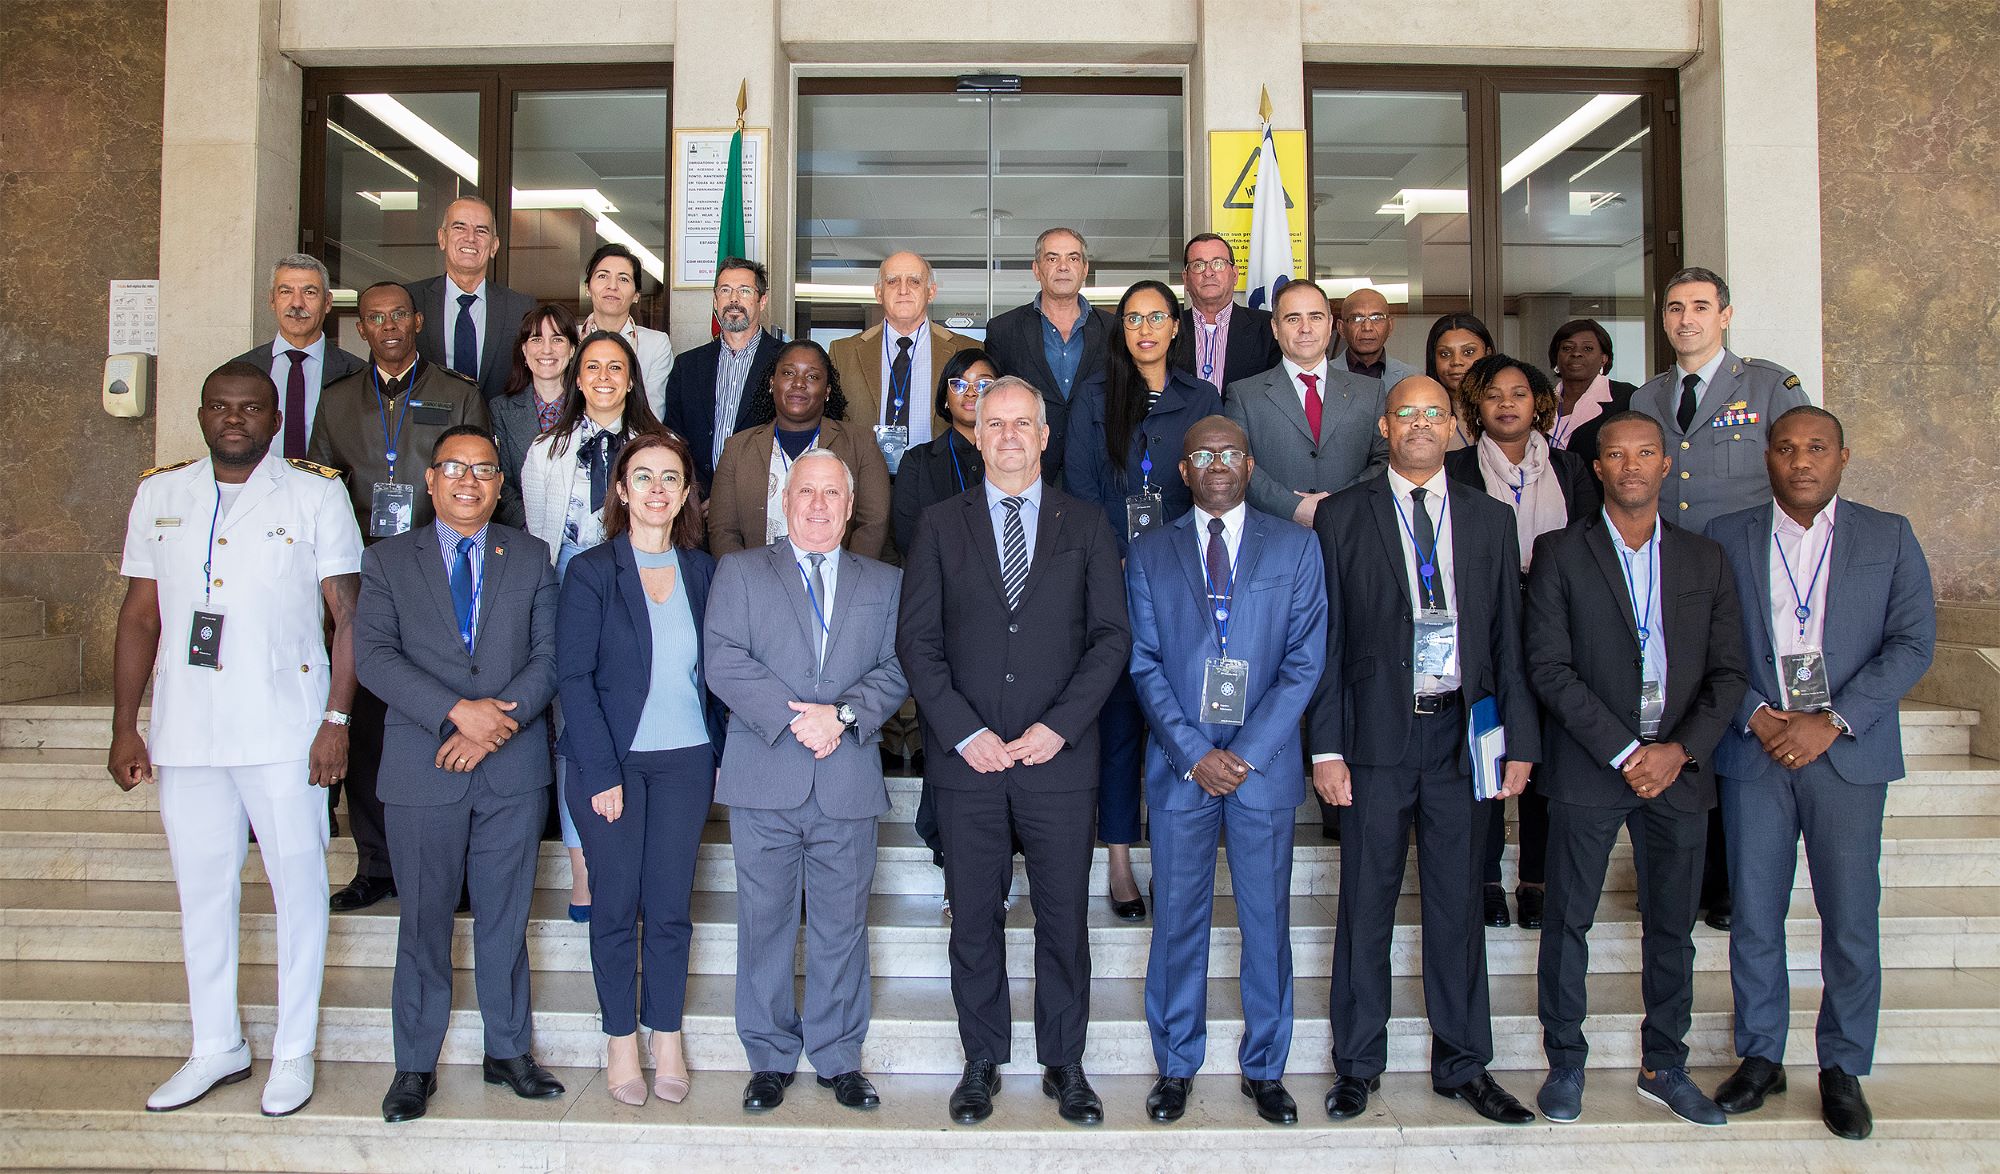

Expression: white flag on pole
xmin=1244 ymin=117 xmax=1293 ymax=310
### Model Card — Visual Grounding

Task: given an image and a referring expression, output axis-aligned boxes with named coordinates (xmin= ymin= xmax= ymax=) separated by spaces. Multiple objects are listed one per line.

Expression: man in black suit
xmin=1523 ymin=410 xmax=1747 ymax=1128
xmin=981 ymin=228 xmax=1117 ymax=487
xmin=897 ymin=375 xmax=1130 ymax=1128
xmin=403 ymin=196 xmax=536 ymax=402
xmin=1171 ymin=233 xmax=1279 ymax=394
xmin=230 ymin=253 xmax=365 ymax=459
xmin=660 ymin=257 xmax=783 ymax=487
xmin=1308 ymin=375 xmax=1539 ymax=1127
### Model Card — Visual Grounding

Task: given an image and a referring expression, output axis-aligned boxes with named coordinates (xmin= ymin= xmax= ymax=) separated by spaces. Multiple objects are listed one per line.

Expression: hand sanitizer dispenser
xmin=103 ymin=353 xmax=150 ymax=418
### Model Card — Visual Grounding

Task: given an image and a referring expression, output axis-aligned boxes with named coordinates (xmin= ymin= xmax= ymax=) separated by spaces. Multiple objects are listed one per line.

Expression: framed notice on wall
xmin=672 ymin=127 xmax=768 ymax=290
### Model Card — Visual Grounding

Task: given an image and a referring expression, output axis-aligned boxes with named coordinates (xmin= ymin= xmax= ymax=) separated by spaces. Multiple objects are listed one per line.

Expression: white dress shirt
xmin=266 ymin=335 xmax=328 ymax=432
xmin=881 ymin=322 xmax=936 ymax=445
xmin=1280 ymin=356 xmax=1331 ymax=412
xmin=1767 ymin=496 xmax=1844 ymax=727
xmin=1191 ymin=500 xmax=1247 ymax=570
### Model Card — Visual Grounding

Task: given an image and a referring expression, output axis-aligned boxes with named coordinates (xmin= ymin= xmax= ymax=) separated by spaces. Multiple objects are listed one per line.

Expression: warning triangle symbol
xmin=1221 ymin=143 xmax=1295 ymax=211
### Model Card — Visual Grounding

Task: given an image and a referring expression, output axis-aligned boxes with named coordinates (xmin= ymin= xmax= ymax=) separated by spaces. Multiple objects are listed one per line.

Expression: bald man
xmin=1333 ymin=289 xmax=1419 ymax=391
xmin=404 ymin=196 xmax=537 ymax=402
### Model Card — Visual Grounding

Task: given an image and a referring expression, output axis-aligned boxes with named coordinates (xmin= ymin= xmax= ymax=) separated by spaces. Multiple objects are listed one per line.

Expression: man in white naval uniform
xmin=109 ymin=360 xmax=364 ymax=1117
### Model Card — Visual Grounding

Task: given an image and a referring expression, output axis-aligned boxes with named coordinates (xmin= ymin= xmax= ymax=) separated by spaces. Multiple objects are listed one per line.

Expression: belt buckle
xmin=1413 ymin=693 xmax=1442 ymax=716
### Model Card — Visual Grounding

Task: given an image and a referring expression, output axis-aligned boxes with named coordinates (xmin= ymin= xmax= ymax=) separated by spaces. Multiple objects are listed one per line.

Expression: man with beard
xmin=661 ymin=257 xmax=784 ymax=489
xmin=111 ymin=361 xmax=363 ymax=1117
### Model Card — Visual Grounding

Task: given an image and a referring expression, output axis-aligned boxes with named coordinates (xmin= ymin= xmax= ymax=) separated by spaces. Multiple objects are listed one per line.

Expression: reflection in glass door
xmin=795 ymin=86 xmax=1184 ymax=342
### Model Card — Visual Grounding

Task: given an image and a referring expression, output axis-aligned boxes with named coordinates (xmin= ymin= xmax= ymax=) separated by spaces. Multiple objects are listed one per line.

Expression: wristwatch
xmin=322 ymin=709 xmax=350 ymax=726
xmin=835 ymin=702 xmax=858 ymax=732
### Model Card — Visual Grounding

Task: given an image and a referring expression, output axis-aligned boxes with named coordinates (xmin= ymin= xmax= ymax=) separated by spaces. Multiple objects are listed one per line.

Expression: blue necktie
xmin=453 ymin=292 xmax=479 ymax=380
xmin=450 ymin=535 xmax=477 ymax=652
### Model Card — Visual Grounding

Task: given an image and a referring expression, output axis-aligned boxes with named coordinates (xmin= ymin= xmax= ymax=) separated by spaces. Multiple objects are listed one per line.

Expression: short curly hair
xmin=1456 ymin=353 xmax=1558 ymax=439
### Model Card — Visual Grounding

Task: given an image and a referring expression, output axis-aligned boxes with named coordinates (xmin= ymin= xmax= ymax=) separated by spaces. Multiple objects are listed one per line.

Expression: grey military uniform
xmin=1634 ymin=348 xmax=1809 ymax=532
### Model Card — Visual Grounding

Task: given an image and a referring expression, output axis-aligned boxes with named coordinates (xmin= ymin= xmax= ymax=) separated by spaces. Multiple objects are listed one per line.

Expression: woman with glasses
xmin=1064 ymin=280 xmax=1224 ymax=920
xmin=1425 ymin=313 xmax=1497 ymax=451
xmin=1546 ymin=318 xmax=1636 ymax=464
xmin=556 ymin=429 xmax=723 ymax=1106
xmin=491 ymin=303 xmax=577 ymax=535
xmin=1443 ymin=353 xmax=1598 ymax=932
xmin=522 ymin=329 xmax=667 ymax=921
xmin=892 ymin=348 xmax=994 ymax=553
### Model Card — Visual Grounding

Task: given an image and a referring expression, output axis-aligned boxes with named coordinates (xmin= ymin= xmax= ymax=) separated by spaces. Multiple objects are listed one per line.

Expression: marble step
xmin=11 ymin=747 xmax=1997 ymax=822
xmin=7 ymin=808 xmax=1999 ymax=896
xmin=4 ymin=875 xmax=1990 ymax=980
xmin=0 ymin=639 xmax=82 ymax=707
xmin=3 ymin=957 xmax=1998 ymax=1076
xmin=4 ymin=1056 xmax=1996 ymax=1174
xmin=0 ymin=695 xmax=1980 ymax=758
xmin=0 ymin=598 xmax=44 ymax=641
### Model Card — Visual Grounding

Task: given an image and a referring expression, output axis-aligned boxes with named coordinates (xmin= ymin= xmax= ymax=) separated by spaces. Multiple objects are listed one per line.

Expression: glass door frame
xmin=1304 ymin=63 xmax=1681 ymax=371
xmin=299 ymin=63 xmax=672 ymax=295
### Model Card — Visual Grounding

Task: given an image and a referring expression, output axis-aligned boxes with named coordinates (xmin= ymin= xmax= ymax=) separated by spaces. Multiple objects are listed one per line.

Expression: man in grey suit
xmin=1705 ymin=406 xmax=1935 ymax=1141
xmin=353 ymin=424 xmax=564 ymax=1123
xmin=1224 ymin=279 xmax=1388 ymax=529
xmin=230 ymin=253 xmax=365 ymax=459
xmin=404 ymin=196 xmax=538 ymax=402
xmin=705 ymin=448 xmax=909 ymax=1114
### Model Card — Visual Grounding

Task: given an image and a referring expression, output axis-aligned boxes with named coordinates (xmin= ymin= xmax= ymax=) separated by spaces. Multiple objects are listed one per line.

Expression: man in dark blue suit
xmin=1705 ymin=406 xmax=1935 ymax=1141
xmin=1126 ymin=416 xmax=1327 ymax=1126
xmin=659 ymin=258 xmax=783 ymax=487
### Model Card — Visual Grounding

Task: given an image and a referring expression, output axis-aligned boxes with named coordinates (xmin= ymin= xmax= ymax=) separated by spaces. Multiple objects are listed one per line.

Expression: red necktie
xmin=1299 ymin=371 xmax=1322 ymax=444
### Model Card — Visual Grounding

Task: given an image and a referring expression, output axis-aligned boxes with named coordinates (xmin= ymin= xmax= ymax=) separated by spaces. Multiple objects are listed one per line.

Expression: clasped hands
xmin=788 ymin=701 xmax=846 ymax=760
xmin=1620 ymin=741 xmax=1686 ymax=800
xmin=437 ymin=697 xmax=519 ymax=773
xmin=1313 ymin=758 xmax=1531 ymax=806
xmin=1749 ymin=706 xmax=1840 ymax=771
xmin=960 ymin=723 xmax=1065 ymax=774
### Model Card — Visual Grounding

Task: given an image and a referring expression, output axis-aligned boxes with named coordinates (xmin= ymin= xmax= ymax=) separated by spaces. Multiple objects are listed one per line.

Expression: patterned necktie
xmin=1205 ymin=516 xmax=1231 ymax=644
xmin=806 ymin=551 xmax=829 ymax=666
xmin=449 ymin=535 xmax=477 ymax=653
xmin=453 ymin=292 xmax=479 ymax=380
xmin=889 ymin=336 xmax=914 ymax=426
xmin=1299 ymin=371 xmax=1323 ymax=444
xmin=1000 ymin=497 xmax=1028 ymax=609
xmin=1676 ymin=371 xmax=1700 ymax=432
xmin=1410 ymin=486 xmax=1443 ymax=609
xmin=283 ymin=349 xmax=309 ymax=458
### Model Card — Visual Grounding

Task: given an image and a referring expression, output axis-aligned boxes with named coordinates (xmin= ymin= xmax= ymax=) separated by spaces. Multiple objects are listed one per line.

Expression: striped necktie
xmin=1000 ymin=497 xmax=1028 ymax=609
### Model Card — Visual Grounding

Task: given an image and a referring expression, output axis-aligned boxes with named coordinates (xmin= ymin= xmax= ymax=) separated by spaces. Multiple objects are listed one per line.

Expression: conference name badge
xmin=1780 ymin=649 xmax=1832 ymax=713
xmin=874 ymin=424 xmax=909 ymax=475
xmin=1202 ymin=656 xmax=1249 ymax=725
xmin=1126 ymin=490 xmax=1164 ymax=541
xmin=187 ymin=604 xmax=226 ymax=670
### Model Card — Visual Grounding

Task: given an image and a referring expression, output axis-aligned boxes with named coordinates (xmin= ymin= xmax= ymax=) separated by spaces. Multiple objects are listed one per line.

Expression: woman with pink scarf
xmin=1545 ymin=319 xmax=1637 ymax=463
xmin=1446 ymin=354 xmax=1600 ymax=933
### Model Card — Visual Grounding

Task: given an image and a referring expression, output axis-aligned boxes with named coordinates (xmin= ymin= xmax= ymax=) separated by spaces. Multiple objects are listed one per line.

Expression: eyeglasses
xmin=714 ymin=284 xmax=761 ymax=300
xmin=627 ymin=470 xmax=685 ymax=490
xmin=1184 ymin=258 xmax=1234 ymax=274
xmin=360 ymin=309 xmax=414 ymax=327
xmin=1185 ymin=448 xmax=1248 ymax=469
xmin=431 ymin=460 xmax=501 ymax=481
xmin=1391 ymin=406 xmax=1451 ymax=422
xmin=948 ymin=377 xmax=997 ymax=395
xmin=1343 ymin=313 xmax=1390 ymax=326
xmin=1122 ymin=310 xmax=1174 ymax=328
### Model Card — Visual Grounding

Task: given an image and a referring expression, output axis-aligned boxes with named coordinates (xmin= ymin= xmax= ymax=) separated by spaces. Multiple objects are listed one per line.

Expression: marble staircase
xmin=1 ymin=693 xmax=1996 ymax=1171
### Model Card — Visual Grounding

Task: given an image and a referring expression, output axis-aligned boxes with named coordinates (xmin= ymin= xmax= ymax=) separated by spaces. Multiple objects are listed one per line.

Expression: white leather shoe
xmin=146 ymin=1042 xmax=253 ymax=1111
xmin=261 ymin=1054 xmax=315 ymax=1117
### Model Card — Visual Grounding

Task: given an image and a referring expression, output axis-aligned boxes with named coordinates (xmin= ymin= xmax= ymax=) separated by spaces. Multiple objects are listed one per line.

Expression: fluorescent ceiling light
xmin=1377 ymin=188 xmax=1469 ymax=223
xmin=1501 ymin=94 xmax=1639 ymax=191
xmin=1568 ymin=191 xmax=1621 ymax=216
xmin=328 ymin=120 xmax=420 ymax=184
xmin=349 ymin=94 xmax=479 ymax=182
xmin=1568 ymin=126 xmax=1651 ymax=184
xmin=356 ymin=190 xmax=419 ymax=211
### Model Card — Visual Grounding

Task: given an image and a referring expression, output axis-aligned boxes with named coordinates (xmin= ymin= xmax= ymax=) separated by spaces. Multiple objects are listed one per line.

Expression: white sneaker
xmin=261 ymin=1054 xmax=315 ymax=1117
xmin=146 ymin=1041 xmax=253 ymax=1111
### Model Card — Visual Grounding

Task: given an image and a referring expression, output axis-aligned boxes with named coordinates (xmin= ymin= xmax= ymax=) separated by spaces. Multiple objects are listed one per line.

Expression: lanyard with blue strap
xmin=371 ymin=362 xmax=415 ymax=479
xmin=796 ymin=554 xmax=831 ymax=662
xmin=1196 ymin=317 xmax=1220 ymax=381
xmin=1773 ymin=525 xmax=1832 ymax=638
xmin=1615 ymin=531 xmax=1659 ymax=654
xmin=947 ymin=431 xmax=969 ymax=492
xmin=1201 ymin=524 xmax=1239 ymax=658
xmin=1391 ymin=488 xmax=1449 ymax=605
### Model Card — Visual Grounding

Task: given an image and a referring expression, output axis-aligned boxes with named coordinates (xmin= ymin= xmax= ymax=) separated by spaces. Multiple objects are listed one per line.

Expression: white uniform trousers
xmin=158 ymin=760 xmax=329 ymax=1060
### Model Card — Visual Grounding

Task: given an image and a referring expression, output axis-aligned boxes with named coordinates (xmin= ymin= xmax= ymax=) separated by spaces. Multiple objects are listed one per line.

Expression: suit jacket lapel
xmin=822 ymin=548 xmax=865 ymax=662
xmin=1171 ymin=513 xmax=1217 ymax=653
xmin=413 ymin=527 xmax=465 ymax=655
xmin=1660 ymin=524 xmax=1703 ymax=671
xmin=1264 ymin=368 xmax=1318 ymax=447
xmin=1743 ymin=505 xmax=1779 ymax=665
xmin=964 ymin=491 xmax=1009 ymax=605
xmin=473 ymin=529 xmax=512 ymax=643
xmin=478 ymin=290 xmax=507 ymax=385
xmin=1368 ymin=480 xmax=1413 ymax=610
xmin=1444 ymin=481 xmax=1479 ymax=616
xmin=612 ymin=538 xmax=654 ymax=684
xmin=1822 ymin=501 xmax=1857 ymax=646
xmin=1586 ymin=517 xmax=1641 ymax=642
xmin=854 ymin=324 xmax=885 ymax=400
xmin=773 ymin=542 xmax=823 ymax=661
xmin=1020 ymin=492 xmax=1064 ymax=608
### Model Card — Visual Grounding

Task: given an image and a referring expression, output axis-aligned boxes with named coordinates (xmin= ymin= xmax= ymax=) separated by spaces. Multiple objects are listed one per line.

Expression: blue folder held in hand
xmin=1468 ymin=694 xmax=1507 ymax=801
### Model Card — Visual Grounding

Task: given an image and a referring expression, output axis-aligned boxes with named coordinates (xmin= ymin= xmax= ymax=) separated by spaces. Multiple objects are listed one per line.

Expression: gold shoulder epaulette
xmin=139 ymin=458 xmax=196 ymax=480
xmin=286 ymin=457 xmax=343 ymax=479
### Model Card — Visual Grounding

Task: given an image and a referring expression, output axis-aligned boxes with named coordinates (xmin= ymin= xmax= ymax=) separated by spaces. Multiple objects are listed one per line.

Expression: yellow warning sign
xmin=1207 ymin=129 xmax=1309 ymax=292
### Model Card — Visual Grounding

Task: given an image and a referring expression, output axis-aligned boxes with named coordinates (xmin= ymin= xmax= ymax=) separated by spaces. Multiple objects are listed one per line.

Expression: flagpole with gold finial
xmin=735 ymin=79 xmax=748 ymax=132
xmin=1258 ymin=84 xmax=1272 ymax=126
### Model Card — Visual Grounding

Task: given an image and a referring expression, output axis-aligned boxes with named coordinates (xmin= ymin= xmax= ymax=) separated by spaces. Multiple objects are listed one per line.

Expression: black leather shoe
xmin=817 ymin=1071 xmax=880 ymax=1109
xmin=1819 ymin=1066 xmax=1872 ymax=1140
xmin=330 ymin=876 xmax=395 ymax=912
xmin=1483 ymin=883 xmax=1511 ymax=928
xmin=1705 ymin=897 xmax=1733 ymax=932
xmin=1146 ymin=1075 xmax=1190 ymax=1122
xmin=381 ymin=1070 xmax=436 ymax=1122
xmin=907 ymin=750 xmax=926 ymax=778
xmin=1242 ymin=1078 xmax=1298 ymax=1125
xmin=483 ymin=1053 xmax=564 ymax=1099
xmin=1042 ymin=1062 xmax=1103 ymax=1125
xmin=1325 ymin=1074 xmax=1379 ymax=1120
xmin=1434 ymin=1071 xmax=1535 ymax=1124
xmin=949 ymin=1059 xmax=1000 ymax=1124
xmin=1715 ymin=1055 xmax=1786 ymax=1114
xmin=742 ymin=1070 xmax=794 ymax=1111
xmin=1516 ymin=885 xmax=1545 ymax=929
xmin=1108 ymin=891 xmax=1147 ymax=921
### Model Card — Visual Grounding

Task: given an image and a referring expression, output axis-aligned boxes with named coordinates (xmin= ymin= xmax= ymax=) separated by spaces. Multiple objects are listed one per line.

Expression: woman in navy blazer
xmin=556 ymin=429 xmax=724 ymax=1108
xmin=1063 ymin=280 xmax=1224 ymax=920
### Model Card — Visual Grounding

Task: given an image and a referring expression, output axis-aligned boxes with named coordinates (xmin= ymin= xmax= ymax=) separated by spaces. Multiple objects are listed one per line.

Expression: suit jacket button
xmin=1005 ymin=673 xmax=1016 ymax=683
xmin=1009 ymin=623 xmax=1019 ymax=633
xmin=470 ymin=665 xmax=480 ymax=675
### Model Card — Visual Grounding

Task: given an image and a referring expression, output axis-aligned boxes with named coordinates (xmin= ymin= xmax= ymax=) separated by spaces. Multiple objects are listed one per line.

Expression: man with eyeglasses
xmin=1172 ymin=234 xmax=1280 ymax=395
xmin=1308 ymin=375 xmax=1541 ymax=1127
xmin=660 ymin=257 xmax=784 ymax=488
xmin=355 ymin=423 xmax=564 ymax=1123
xmin=830 ymin=251 xmax=980 ymax=484
xmin=405 ymin=197 xmax=537 ymax=403
xmin=1125 ymin=415 xmax=1327 ymax=1126
xmin=1332 ymin=287 xmax=1418 ymax=391
xmin=985 ymin=228 xmax=1118 ymax=485
xmin=308 ymin=280 xmax=496 ymax=913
